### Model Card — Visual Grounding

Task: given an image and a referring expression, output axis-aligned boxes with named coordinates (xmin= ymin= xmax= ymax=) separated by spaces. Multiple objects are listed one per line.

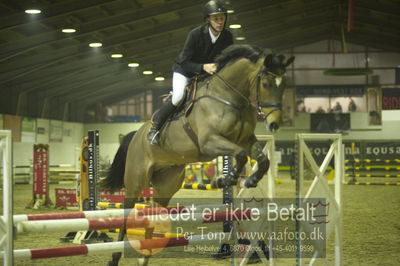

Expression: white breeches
xmin=171 ymin=72 xmax=189 ymax=106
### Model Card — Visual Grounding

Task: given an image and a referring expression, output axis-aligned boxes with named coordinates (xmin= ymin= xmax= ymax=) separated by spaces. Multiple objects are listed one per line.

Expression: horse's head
xmin=256 ymin=54 xmax=295 ymax=133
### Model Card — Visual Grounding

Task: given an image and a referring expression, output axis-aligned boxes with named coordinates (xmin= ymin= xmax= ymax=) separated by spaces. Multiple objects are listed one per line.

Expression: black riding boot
xmin=147 ymin=101 xmax=176 ymax=145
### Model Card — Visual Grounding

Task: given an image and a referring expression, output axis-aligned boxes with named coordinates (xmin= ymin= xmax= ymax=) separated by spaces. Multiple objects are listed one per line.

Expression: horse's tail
xmin=99 ymin=130 xmax=137 ymax=193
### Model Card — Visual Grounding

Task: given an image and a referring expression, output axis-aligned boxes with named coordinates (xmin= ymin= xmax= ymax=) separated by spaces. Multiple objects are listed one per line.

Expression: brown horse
xmin=102 ymin=44 xmax=294 ymax=265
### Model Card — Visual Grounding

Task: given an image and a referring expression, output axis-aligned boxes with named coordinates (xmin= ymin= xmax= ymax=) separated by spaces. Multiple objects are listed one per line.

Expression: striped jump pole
xmin=0 ymin=233 xmax=231 ymax=260
xmin=97 ymin=202 xmax=152 ymax=209
xmin=12 ymin=204 xmax=232 ymax=224
xmin=111 ymin=228 xmax=185 ymax=238
xmin=181 ymin=182 xmax=218 ymax=190
xmin=16 ymin=209 xmax=257 ymax=234
xmin=97 ymin=202 xmax=153 ymax=209
xmin=12 ymin=207 xmax=184 ymax=224
xmin=13 ymin=209 xmax=126 ymax=224
xmin=345 ymin=173 xmax=400 ymax=178
xmin=344 ymin=181 xmax=400 ymax=186
xmin=98 ymin=202 xmax=172 ymax=209
xmin=97 ymin=202 xmax=125 ymax=209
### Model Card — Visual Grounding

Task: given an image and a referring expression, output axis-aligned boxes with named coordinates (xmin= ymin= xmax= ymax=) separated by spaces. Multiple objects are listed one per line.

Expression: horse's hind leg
xmin=108 ymin=198 xmax=136 ymax=266
xmin=108 ymin=161 xmax=150 ymax=266
xmin=151 ymin=165 xmax=186 ymax=207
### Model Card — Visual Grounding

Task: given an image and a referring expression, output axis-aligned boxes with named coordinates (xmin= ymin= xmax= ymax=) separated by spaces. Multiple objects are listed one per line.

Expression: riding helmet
xmin=203 ymin=0 xmax=228 ymax=19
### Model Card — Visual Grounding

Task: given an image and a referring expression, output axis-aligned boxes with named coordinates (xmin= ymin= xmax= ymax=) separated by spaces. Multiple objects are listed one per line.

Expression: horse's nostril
xmin=269 ymin=123 xmax=279 ymax=133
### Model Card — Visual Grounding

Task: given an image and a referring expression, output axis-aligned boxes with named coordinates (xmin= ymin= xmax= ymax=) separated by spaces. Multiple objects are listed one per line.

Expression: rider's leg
xmin=171 ymin=72 xmax=188 ymax=106
xmin=147 ymin=72 xmax=188 ymax=144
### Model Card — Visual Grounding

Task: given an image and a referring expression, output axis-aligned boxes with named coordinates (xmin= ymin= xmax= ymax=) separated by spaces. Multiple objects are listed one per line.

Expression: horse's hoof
xmin=244 ymin=179 xmax=257 ymax=188
xmin=136 ymin=257 xmax=150 ymax=266
xmin=226 ymin=178 xmax=238 ymax=186
xmin=211 ymin=176 xmax=239 ymax=188
xmin=211 ymin=177 xmax=226 ymax=188
xmin=107 ymin=261 xmax=118 ymax=266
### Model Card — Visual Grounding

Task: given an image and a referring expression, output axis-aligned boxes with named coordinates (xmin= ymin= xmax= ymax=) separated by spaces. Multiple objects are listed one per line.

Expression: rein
xmin=181 ymin=60 xmax=283 ymax=153
xmin=213 ymin=72 xmax=251 ymax=107
xmin=189 ymin=72 xmax=253 ymax=111
xmin=187 ymin=62 xmax=284 ymax=122
xmin=205 ymin=69 xmax=283 ymax=121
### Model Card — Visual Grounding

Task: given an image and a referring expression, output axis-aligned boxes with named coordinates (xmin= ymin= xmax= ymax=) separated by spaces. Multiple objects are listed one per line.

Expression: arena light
xmin=229 ymin=24 xmax=241 ymax=29
xmin=235 ymin=36 xmax=246 ymax=41
xmin=111 ymin=54 xmax=123 ymax=58
xmin=143 ymin=70 xmax=153 ymax=75
xmin=89 ymin=42 xmax=102 ymax=48
xmin=227 ymin=9 xmax=235 ymax=14
xmin=62 ymin=28 xmax=76 ymax=33
xmin=155 ymin=76 xmax=165 ymax=81
xmin=128 ymin=63 xmax=140 ymax=67
xmin=25 ymin=9 xmax=41 ymax=14
xmin=324 ymin=68 xmax=373 ymax=76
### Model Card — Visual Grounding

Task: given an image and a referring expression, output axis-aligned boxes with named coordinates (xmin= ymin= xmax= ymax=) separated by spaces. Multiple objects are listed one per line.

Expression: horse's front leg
xmin=200 ymin=135 xmax=248 ymax=187
xmin=244 ymin=140 xmax=270 ymax=188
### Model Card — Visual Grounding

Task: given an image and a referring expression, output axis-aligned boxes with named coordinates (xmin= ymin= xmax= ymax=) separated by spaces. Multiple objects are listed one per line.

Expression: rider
xmin=147 ymin=0 xmax=234 ymax=144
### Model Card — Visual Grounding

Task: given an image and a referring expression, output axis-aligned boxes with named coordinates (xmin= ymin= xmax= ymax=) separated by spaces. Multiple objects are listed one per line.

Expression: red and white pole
xmin=17 ymin=209 xmax=256 ymax=234
xmin=12 ymin=204 xmax=227 ymax=224
xmin=2 ymin=233 xmax=232 ymax=260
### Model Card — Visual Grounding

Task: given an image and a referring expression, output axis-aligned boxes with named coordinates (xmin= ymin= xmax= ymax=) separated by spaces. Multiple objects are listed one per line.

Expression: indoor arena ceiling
xmin=0 ymin=0 xmax=399 ymax=122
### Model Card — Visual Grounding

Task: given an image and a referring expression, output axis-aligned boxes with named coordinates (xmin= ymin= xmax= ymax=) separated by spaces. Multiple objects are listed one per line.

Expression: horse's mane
xmin=215 ymin=44 xmax=264 ymax=72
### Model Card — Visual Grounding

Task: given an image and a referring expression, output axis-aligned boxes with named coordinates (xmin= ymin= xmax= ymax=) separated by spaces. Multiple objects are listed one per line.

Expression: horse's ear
xmin=285 ymin=56 xmax=295 ymax=67
xmin=264 ymin=54 xmax=274 ymax=68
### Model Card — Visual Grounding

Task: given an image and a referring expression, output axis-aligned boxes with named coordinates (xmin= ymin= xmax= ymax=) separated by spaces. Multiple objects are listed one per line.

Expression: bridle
xmin=255 ymin=70 xmax=283 ymax=120
xmin=209 ymin=66 xmax=283 ymax=121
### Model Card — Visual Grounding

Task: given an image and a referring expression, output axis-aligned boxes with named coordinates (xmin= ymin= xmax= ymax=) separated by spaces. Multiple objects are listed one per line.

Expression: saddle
xmin=159 ymin=76 xmax=203 ymax=151
xmin=168 ymin=76 xmax=201 ymax=120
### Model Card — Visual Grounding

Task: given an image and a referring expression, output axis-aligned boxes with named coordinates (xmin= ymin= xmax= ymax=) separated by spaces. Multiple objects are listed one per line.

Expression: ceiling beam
xmin=12 ymin=56 xmax=114 ymax=94
xmin=0 ymin=0 xmax=118 ymax=30
xmin=0 ymin=0 xmax=205 ymax=61
xmin=34 ymin=65 xmax=128 ymax=99
xmin=346 ymin=31 xmax=400 ymax=53
xmin=0 ymin=18 xmax=195 ymax=77
xmin=43 ymin=66 xmax=133 ymax=99
xmin=7 ymin=43 xmax=181 ymax=94
xmin=0 ymin=1 xmax=22 ymax=13
xmin=64 ymin=78 xmax=144 ymax=106
xmin=0 ymin=0 xmax=270 ymax=64
xmin=249 ymin=22 xmax=335 ymax=50
xmin=355 ymin=0 xmax=400 ymax=16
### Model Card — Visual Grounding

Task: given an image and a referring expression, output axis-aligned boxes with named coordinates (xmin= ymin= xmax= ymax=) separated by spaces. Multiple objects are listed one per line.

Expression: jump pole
xmin=1 ymin=233 xmax=232 ymax=260
xmin=111 ymin=228 xmax=185 ymax=238
xmin=16 ymin=208 xmax=257 ymax=234
xmin=344 ymin=181 xmax=400 ymax=186
xmin=0 ymin=130 xmax=13 ymax=266
xmin=181 ymin=182 xmax=219 ymax=190
xmin=12 ymin=204 xmax=232 ymax=224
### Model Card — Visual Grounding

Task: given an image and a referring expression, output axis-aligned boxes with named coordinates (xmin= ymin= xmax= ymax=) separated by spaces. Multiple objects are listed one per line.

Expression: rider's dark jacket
xmin=173 ymin=24 xmax=234 ymax=78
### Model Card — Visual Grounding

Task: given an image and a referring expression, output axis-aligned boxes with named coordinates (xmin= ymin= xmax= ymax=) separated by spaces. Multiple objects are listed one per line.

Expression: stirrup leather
xmin=149 ymin=130 xmax=160 ymax=144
